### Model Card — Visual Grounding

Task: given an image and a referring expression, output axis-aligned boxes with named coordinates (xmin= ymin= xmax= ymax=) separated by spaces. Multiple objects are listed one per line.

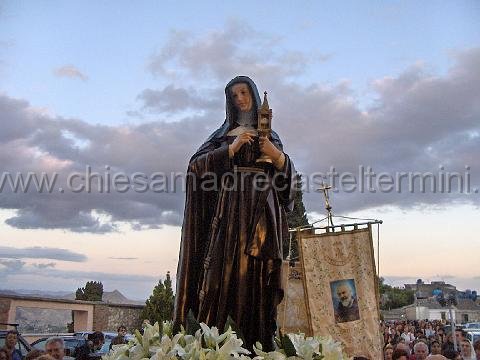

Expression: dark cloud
xmin=0 ymin=259 xmax=26 ymax=272
xmin=0 ymin=246 xmax=87 ymax=262
xmin=137 ymin=85 xmax=222 ymax=114
xmin=32 ymin=262 xmax=56 ymax=269
xmin=0 ymin=94 xmax=217 ymax=232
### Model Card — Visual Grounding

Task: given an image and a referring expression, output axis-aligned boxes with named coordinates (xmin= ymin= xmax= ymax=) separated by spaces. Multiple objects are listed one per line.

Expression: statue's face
xmin=231 ymin=83 xmax=252 ymax=112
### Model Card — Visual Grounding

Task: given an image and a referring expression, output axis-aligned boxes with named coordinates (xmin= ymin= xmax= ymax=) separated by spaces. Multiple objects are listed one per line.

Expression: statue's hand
xmin=259 ymin=136 xmax=282 ymax=159
xmin=230 ymin=131 xmax=255 ymax=154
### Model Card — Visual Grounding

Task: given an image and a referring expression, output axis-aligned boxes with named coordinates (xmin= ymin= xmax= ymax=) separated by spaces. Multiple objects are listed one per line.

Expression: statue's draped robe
xmin=174 ymin=76 xmax=295 ymax=350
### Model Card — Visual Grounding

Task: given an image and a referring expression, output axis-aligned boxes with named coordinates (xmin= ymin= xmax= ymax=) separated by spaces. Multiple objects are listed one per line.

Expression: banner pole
xmin=377 ymin=223 xmax=380 ymax=281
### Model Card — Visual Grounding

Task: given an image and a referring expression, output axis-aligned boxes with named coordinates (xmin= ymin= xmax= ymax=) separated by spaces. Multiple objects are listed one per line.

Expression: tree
xmin=142 ymin=272 xmax=175 ymax=324
xmin=378 ymin=277 xmax=415 ymax=310
xmin=75 ymin=281 xmax=103 ymax=301
xmin=285 ymin=174 xmax=309 ymax=260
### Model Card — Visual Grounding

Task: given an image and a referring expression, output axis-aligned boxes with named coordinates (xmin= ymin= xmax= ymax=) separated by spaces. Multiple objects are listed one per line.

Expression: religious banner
xmin=298 ymin=226 xmax=382 ymax=360
xmin=277 ymin=260 xmax=310 ymax=334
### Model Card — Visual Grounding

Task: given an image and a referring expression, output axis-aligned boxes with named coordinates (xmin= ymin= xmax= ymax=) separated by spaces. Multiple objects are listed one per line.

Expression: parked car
xmin=466 ymin=330 xmax=480 ymax=345
xmin=73 ymin=331 xmax=133 ymax=358
xmin=31 ymin=336 xmax=86 ymax=358
xmin=463 ymin=322 xmax=480 ymax=330
xmin=0 ymin=323 xmax=32 ymax=359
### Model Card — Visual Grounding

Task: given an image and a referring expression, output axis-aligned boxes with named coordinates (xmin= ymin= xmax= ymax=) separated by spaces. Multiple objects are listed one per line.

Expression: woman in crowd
xmin=430 ymin=339 xmax=443 ymax=356
xmin=384 ymin=343 xmax=394 ymax=360
xmin=460 ymin=338 xmax=476 ymax=360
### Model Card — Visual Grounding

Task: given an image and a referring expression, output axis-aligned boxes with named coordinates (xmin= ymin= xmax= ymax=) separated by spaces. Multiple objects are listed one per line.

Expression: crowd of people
xmin=1 ymin=326 xmax=128 ymax=360
xmin=381 ymin=320 xmax=480 ymax=360
xmin=2 ymin=319 xmax=480 ymax=360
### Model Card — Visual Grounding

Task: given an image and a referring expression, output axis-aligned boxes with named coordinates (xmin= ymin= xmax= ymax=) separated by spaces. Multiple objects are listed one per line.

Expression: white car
xmin=466 ymin=330 xmax=480 ymax=345
xmin=463 ymin=322 xmax=480 ymax=330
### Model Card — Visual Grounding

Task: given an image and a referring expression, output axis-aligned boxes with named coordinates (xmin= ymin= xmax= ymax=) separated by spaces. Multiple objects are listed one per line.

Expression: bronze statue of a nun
xmin=174 ymin=76 xmax=296 ymax=351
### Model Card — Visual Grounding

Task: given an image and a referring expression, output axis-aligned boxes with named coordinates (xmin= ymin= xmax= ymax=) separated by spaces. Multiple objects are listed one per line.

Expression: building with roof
xmin=404 ymin=298 xmax=480 ymax=323
xmin=404 ymin=280 xmax=457 ymax=299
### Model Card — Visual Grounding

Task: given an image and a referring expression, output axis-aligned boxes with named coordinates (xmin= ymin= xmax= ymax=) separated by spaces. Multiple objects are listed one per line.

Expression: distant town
xmin=381 ymin=279 xmax=480 ymax=323
xmin=1 ymin=278 xmax=479 ymax=335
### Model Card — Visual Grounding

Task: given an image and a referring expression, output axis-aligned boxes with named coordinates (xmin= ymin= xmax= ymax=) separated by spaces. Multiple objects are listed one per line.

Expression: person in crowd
xmin=425 ymin=323 xmax=436 ymax=338
xmin=460 ymin=338 xmax=476 ymax=360
xmin=441 ymin=348 xmax=459 ymax=360
xmin=3 ymin=331 xmax=22 ymax=360
xmin=384 ymin=343 xmax=394 ymax=360
xmin=417 ymin=334 xmax=429 ymax=345
xmin=75 ymin=332 xmax=105 ymax=360
xmin=473 ymin=339 xmax=480 ymax=360
xmin=401 ymin=325 xmax=416 ymax=347
xmin=429 ymin=340 xmax=442 ymax=356
xmin=426 ymin=355 xmax=447 ymax=360
xmin=109 ymin=325 xmax=128 ymax=350
xmin=45 ymin=337 xmax=64 ymax=360
xmin=442 ymin=332 xmax=456 ymax=355
xmin=385 ymin=326 xmax=394 ymax=345
xmin=391 ymin=327 xmax=403 ymax=345
xmin=392 ymin=348 xmax=410 ymax=360
xmin=455 ymin=329 xmax=466 ymax=346
xmin=413 ymin=341 xmax=429 ymax=360
xmin=26 ymin=349 xmax=46 ymax=360
xmin=437 ymin=327 xmax=446 ymax=344
xmin=0 ymin=349 xmax=8 ymax=360
xmin=395 ymin=341 xmax=411 ymax=357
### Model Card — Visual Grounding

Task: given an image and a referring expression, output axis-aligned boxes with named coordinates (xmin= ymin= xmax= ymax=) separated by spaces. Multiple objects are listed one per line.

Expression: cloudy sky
xmin=0 ymin=1 xmax=479 ymax=300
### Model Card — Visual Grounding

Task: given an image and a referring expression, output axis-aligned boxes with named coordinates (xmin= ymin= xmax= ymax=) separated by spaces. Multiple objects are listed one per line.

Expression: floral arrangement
xmin=103 ymin=320 xmax=350 ymax=360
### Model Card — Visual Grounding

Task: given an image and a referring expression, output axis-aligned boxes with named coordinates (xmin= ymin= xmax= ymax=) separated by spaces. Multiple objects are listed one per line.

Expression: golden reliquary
xmin=256 ymin=91 xmax=273 ymax=164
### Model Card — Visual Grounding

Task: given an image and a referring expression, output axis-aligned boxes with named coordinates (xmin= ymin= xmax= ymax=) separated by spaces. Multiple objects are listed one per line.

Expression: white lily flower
xmin=287 ymin=333 xmax=320 ymax=360
xmin=162 ymin=321 xmax=173 ymax=338
xmin=102 ymin=344 xmax=130 ymax=360
xmin=200 ymin=323 xmax=228 ymax=349
xmin=253 ymin=342 xmax=287 ymax=360
xmin=316 ymin=336 xmax=348 ymax=360
xmin=171 ymin=343 xmax=187 ymax=357
xmin=217 ymin=336 xmax=250 ymax=357
xmin=104 ymin=320 xmax=348 ymax=360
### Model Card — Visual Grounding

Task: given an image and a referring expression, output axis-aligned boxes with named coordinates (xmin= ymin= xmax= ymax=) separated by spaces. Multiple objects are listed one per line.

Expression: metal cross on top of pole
xmin=317 ymin=182 xmax=334 ymax=228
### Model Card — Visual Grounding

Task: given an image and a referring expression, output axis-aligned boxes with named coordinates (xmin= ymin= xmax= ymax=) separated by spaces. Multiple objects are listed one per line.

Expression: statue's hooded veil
xmin=193 ymin=76 xmax=283 ymax=159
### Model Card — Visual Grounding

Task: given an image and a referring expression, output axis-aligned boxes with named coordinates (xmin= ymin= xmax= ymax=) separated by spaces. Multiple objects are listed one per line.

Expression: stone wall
xmin=0 ymin=298 xmax=12 ymax=328
xmin=92 ymin=304 xmax=109 ymax=331
xmin=104 ymin=304 xmax=144 ymax=332
xmin=0 ymin=295 xmax=144 ymax=332
xmin=92 ymin=304 xmax=143 ymax=332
